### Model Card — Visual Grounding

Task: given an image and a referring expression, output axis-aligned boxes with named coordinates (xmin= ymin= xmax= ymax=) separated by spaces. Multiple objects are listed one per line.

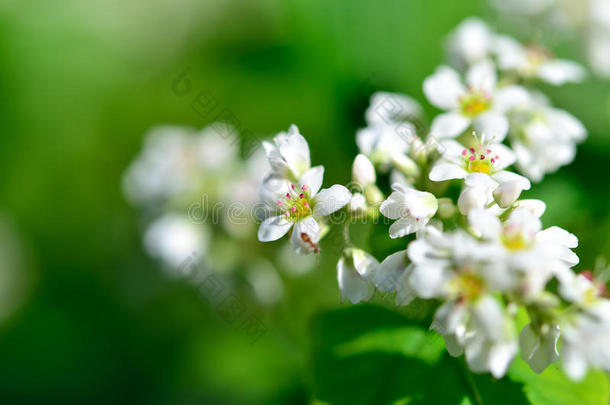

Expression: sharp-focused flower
xmin=495 ymin=35 xmax=585 ymax=85
xmin=380 ymin=183 xmax=438 ymax=238
xmin=337 ymin=248 xmax=379 ymax=304
xmin=258 ymin=165 xmax=351 ymax=254
xmin=423 ymin=61 xmax=529 ymax=139
xmin=263 ymin=125 xmax=311 ymax=182
xmin=430 ymin=138 xmax=531 ymax=213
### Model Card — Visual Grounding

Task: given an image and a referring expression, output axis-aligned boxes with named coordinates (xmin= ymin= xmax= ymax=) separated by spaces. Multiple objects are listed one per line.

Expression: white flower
xmin=519 ymin=322 xmax=560 ymax=373
xmin=468 ymin=208 xmax=579 ymax=298
xmin=430 ymin=139 xmax=531 ymax=212
xmin=123 ymin=125 xmax=239 ymax=205
xmin=560 ymin=304 xmax=610 ymax=381
xmin=495 ymin=35 xmax=585 ymax=85
xmin=423 ymin=61 xmax=529 ymax=139
xmin=507 ymin=104 xmax=586 ymax=182
xmin=447 ymin=18 xmax=494 ymax=68
xmin=258 ymin=166 xmax=351 ymax=254
xmin=357 ymin=92 xmax=422 ymax=173
xmin=379 ymin=183 xmax=438 ymax=238
xmin=337 ymin=248 xmax=379 ymax=304
xmin=144 ymin=213 xmax=209 ymax=269
xmin=262 ymin=125 xmax=311 ymax=182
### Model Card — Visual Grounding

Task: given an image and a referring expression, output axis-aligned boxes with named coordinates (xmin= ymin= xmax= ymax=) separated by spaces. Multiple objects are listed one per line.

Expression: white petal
xmin=494 ymin=34 xmax=527 ymax=71
xmin=548 ymin=108 xmax=587 ymax=142
xmin=403 ymin=189 xmax=438 ymax=218
xmin=493 ymin=85 xmax=530 ymax=113
xmin=562 ymin=345 xmax=588 ymax=381
xmin=365 ymin=91 xmax=423 ymax=125
xmin=313 ymin=185 xmax=352 ymax=216
xmin=259 ymin=174 xmax=290 ymax=206
xmin=538 ymin=226 xmax=578 ymax=248
xmin=473 ymin=112 xmax=508 ymax=143
xmin=423 ymin=66 xmax=465 ymax=110
xmin=429 ymin=162 xmax=468 ymax=181
xmin=538 ymin=60 xmax=585 ymax=85
xmin=298 ymin=165 xmax=324 ymax=197
xmin=513 ymin=199 xmax=546 ymax=217
xmin=375 ymin=251 xmax=408 ymax=292
xmin=458 ymin=187 xmax=488 ymax=215
xmin=389 ymin=216 xmax=425 ymax=238
xmin=488 ymin=144 xmax=516 ymax=170
xmin=468 ymin=208 xmax=502 ymax=239
xmin=380 ymin=191 xmax=408 ymax=220
xmin=429 ymin=112 xmax=471 ymax=139
xmin=409 ymin=264 xmax=445 ymax=298
xmin=337 ymin=256 xmax=374 ymax=304
xmin=466 ymin=60 xmax=497 ymax=93
xmin=352 ymin=154 xmax=377 ymax=187
xmin=276 ymin=125 xmax=311 ymax=178
xmin=291 ymin=217 xmax=320 ymax=254
xmin=258 ymin=215 xmax=293 ymax=242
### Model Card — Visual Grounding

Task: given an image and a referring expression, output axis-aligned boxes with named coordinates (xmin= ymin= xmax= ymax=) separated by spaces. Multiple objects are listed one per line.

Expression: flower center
xmin=460 ymin=90 xmax=491 ymax=118
xmin=501 ymin=224 xmax=534 ymax=251
xmin=462 ymin=147 xmax=498 ymax=174
xmin=525 ymin=45 xmax=551 ymax=74
xmin=450 ymin=270 xmax=484 ymax=302
xmin=277 ymin=184 xmax=313 ymax=221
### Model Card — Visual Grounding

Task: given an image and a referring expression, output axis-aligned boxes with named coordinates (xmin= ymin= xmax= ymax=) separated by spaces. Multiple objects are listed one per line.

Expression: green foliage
xmin=310 ymin=305 xmax=610 ymax=405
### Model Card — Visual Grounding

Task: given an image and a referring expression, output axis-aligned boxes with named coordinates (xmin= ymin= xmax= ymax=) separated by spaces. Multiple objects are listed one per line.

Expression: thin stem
xmin=343 ymin=221 xmax=351 ymax=245
xmin=459 ymin=357 xmax=484 ymax=405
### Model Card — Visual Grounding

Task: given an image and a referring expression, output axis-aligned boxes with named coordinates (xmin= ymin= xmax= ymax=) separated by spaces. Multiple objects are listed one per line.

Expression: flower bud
xmin=493 ymin=180 xmax=527 ymax=208
xmin=458 ymin=187 xmax=487 ymax=215
xmin=352 ymin=154 xmax=376 ymax=187
xmin=348 ymin=192 xmax=367 ymax=214
xmin=392 ymin=153 xmax=419 ymax=177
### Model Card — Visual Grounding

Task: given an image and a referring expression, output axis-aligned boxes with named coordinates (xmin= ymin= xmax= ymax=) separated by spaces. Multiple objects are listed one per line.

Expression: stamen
xmin=302 ymin=185 xmax=307 ymax=191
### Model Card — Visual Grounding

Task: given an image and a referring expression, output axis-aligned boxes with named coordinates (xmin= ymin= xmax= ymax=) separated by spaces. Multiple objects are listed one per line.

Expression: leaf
xmin=508 ymin=357 xmax=609 ymax=405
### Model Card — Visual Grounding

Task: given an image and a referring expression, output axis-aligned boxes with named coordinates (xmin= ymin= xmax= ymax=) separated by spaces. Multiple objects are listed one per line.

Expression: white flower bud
xmin=352 ymin=154 xmax=376 ymax=187
xmin=493 ymin=180 xmax=527 ymax=208
xmin=348 ymin=193 xmax=367 ymax=214
xmin=458 ymin=187 xmax=487 ymax=215
xmin=513 ymin=199 xmax=546 ymax=218
xmin=392 ymin=153 xmax=419 ymax=177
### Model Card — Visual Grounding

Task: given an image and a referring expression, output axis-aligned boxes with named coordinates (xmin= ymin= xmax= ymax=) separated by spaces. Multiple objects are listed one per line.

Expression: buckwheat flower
xmin=407 ymin=227 xmax=517 ymax=377
xmin=519 ymin=322 xmax=560 ymax=373
xmin=357 ymin=92 xmax=422 ymax=173
xmin=379 ymin=183 xmax=438 ymax=238
xmin=423 ymin=61 xmax=529 ymax=139
xmin=352 ymin=154 xmax=377 ymax=188
xmin=495 ymin=35 xmax=585 ymax=85
xmin=144 ymin=213 xmax=209 ymax=270
xmin=337 ymin=248 xmax=379 ymax=304
xmin=430 ymin=139 xmax=531 ymax=210
xmin=507 ymin=105 xmax=586 ymax=182
xmin=258 ymin=166 xmax=352 ymax=254
xmin=447 ymin=17 xmax=494 ymax=68
xmin=468 ymin=208 xmax=579 ymax=297
xmin=263 ymin=125 xmax=311 ymax=182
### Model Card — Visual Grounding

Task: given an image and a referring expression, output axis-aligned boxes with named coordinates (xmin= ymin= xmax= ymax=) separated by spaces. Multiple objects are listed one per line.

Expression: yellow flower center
xmin=460 ymin=91 xmax=491 ymax=118
xmin=450 ymin=270 xmax=484 ymax=302
xmin=462 ymin=146 xmax=499 ymax=174
xmin=278 ymin=184 xmax=314 ymax=221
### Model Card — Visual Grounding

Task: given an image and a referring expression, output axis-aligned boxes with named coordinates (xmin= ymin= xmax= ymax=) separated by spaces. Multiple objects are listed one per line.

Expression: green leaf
xmin=508 ymin=356 xmax=609 ymax=405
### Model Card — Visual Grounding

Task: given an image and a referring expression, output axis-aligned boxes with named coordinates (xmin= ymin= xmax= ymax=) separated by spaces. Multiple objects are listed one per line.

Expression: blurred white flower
xmin=423 ymin=61 xmax=529 ymax=139
xmin=263 ymin=124 xmax=311 ymax=182
xmin=144 ymin=213 xmax=209 ymax=270
xmin=246 ymin=259 xmax=284 ymax=305
xmin=447 ymin=17 xmax=495 ymax=68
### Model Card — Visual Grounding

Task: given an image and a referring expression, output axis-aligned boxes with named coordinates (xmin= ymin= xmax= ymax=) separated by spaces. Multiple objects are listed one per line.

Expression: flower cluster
xmin=256 ymin=18 xmax=610 ymax=380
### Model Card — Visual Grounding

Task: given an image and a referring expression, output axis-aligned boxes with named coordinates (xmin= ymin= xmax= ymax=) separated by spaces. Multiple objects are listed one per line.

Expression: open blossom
xmin=407 ymin=227 xmax=517 ymax=377
xmin=468 ymin=208 xmax=579 ymax=298
xmin=258 ymin=166 xmax=351 ymax=254
xmin=423 ymin=60 xmax=529 ymax=139
xmin=379 ymin=183 xmax=438 ymax=238
xmin=430 ymin=138 xmax=531 ymax=213
xmin=507 ymin=99 xmax=587 ymax=182
xmin=495 ymin=35 xmax=585 ymax=85
xmin=357 ymin=92 xmax=421 ymax=173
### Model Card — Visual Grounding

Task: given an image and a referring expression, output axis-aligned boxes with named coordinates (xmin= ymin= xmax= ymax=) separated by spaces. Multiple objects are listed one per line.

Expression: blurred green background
xmin=1 ymin=0 xmax=610 ymax=404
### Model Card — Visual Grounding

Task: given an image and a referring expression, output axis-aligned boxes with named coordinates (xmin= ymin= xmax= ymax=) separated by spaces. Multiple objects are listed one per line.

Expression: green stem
xmin=459 ymin=357 xmax=484 ymax=405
